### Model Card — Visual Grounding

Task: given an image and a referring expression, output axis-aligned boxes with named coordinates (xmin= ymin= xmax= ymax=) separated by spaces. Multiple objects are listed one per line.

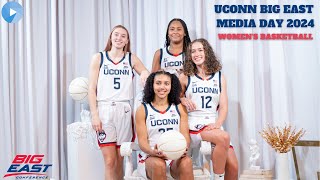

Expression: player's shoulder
xmin=153 ymin=49 xmax=162 ymax=57
xmin=217 ymin=71 xmax=226 ymax=82
xmin=137 ymin=103 xmax=147 ymax=113
xmin=155 ymin=49 xmax=162 ymax=53
xmin=177 ymin=103 xmax=187 ymax=114
xmin=179 ymin=73 xmax=188 ymax=83
xmin=129 ymin=53 xmax=141 ymax=62
xmin=90 ymin=52 xmax=104 ymax=67
xmin=179 ymin=72 xmax=188 ymax=78
xmin=92 ymin=52 xmax=102 ymax=61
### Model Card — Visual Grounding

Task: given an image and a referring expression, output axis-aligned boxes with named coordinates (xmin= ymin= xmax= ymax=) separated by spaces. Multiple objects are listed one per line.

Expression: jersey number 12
xmin=201 ymin=96 xmax=212 ymax=108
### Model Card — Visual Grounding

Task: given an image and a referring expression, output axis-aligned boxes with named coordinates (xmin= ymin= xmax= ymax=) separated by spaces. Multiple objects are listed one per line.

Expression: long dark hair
xmin=164 ymin=18 xmax=191 ymax=53
xmin=143 ymin=71 xmax=181 ymax=105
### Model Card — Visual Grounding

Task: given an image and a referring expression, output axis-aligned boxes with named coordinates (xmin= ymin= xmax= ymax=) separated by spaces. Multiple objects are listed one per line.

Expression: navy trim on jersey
xmin=149 ymin=103 xmax=172 ymax=114
xmin=99 ymin=52 xmax=103 ymax=68
xmin=175 ymin=105 xmax=180 ymax=116
xmin=166 ymin=46 xmax=183 ymax=56
xmin=106 ymin=51 xmax=126 ymax=65
xmin=128 ymin=53 xmax=132 ymax=68
xmin=143 ymin=103 xmax=148 ymax=120
xmin=159 ymin=49 xmax=163 ymax=65
xmin=128 ymin=53 xmax=134 ymax=78
xmin=182 ymin=53 xmax=185 ymax=62
xmin=185 ymin=76 xmax=191 ymax=96
xmin=195 ymin=74 xmax=214 ymax=81
xmin=208 ymin=73 xmax=215 ymax=80
xmin=219 ymin=71 xmax=221 ymax=93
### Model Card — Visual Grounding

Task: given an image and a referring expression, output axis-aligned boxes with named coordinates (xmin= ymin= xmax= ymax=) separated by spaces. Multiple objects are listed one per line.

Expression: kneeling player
xmin=136 ymin=71 xmax=194 ymax=180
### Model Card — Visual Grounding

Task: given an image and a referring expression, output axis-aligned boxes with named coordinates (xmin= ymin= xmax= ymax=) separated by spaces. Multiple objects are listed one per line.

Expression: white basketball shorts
xmin=96 ymin=101 xmax=134 ymax=148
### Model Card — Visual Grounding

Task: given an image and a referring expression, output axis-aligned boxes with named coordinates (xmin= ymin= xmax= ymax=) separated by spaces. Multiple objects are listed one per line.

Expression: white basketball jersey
xmin=185 ymin=71 xmax=221 ymax=119
xmin=97 ymin=51 xmax=134 ymax=102
xmin=160 ymin=47 xmax=184 ymax=76
xmin=143 ymin=103 xmax=181 ymax=148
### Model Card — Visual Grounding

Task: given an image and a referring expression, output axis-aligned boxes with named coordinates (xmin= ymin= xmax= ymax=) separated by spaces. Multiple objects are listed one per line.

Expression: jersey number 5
xmin=114 ymin=78 xmax=120 ymax=89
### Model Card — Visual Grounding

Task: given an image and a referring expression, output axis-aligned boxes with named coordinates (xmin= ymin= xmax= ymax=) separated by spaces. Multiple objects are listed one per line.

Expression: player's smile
xmin=153 ymin=74 xmax=171 ymax=99
xmin=168 ymin=21 xmax=185 ymax=43
xmin=191 ymin=42 xmax=205 ymax=65
xmin=111 ymin=28 xmax=128 ymax=49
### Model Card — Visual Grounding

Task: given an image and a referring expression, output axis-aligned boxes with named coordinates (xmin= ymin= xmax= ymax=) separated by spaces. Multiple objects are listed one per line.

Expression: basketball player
xmin=135 ymin=71 xmax=194 ymax=180
xmin=88 ymin=25 xmax=149 ymax=180
xmin=151 ymin=18 xmax=191 ymax=77
xmin=179 ymin=39 xmax=238 ymax=180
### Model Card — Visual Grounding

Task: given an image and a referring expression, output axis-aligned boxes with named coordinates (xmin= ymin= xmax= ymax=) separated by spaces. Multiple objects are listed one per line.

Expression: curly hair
xmin=143 ymin=71 xmax=181 ymax=105
xmin=183 ymin=38 xmax=222 ymax=76
xmin=165 ymin=18 xmax=191 ymax=53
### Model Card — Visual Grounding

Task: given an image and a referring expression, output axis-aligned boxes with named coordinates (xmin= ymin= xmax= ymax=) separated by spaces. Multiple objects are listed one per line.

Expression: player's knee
xmin=215 ymin=131 xmax=230 ymax=149
xmin=219 ymin=132 xmax=230 ymax=149
xmin=104 ymin=158 xmax=117 ymax=169
xmin=152 ymin=159 xmax=166 ymax=172
xmin=179 ymin=156 xmax=193 ymax=172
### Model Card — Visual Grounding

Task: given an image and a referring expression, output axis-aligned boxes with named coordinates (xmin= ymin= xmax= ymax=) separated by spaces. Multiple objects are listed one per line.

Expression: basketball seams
xmin=70 ymin=78 xmax=89 ymax=90
xmin=79 ymin=77 xmax=89 ymax=88
xmin=69 ymin=86 xmax=88 ymax=93
xmin=158 ymin=148 xmax=186 ymax=153
xmin=69 ymin=77 xmax=89 ymax=101
xmin=156 ymin=130 xmax=187 ymax=160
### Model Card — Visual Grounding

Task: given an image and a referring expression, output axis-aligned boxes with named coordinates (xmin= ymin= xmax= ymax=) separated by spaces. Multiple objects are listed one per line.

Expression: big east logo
xmin=3 ymin=155 xmax=52 ymax=178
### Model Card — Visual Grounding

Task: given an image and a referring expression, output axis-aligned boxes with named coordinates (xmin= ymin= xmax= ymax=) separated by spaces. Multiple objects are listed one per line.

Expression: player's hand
xmin=181 ymin=97 xmax=196 ymax=112
xmin=152 ymin=144 xmax=168 ymax=159
xmin=176 ymin=69 xmax=184 ymax=76
xmin=206 ymin=123 xmax=222 ymax=130
xmin=91 ymin=116 xmax=102 ymax=132
xmin=181 ymin=147 xmax=188 ymax=158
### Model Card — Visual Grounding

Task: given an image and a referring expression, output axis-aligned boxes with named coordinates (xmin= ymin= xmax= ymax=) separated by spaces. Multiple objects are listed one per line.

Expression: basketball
xmin=69 ymin=77 xmax=89 ymax=102
xmin=157 ymin=130 xmax=187 ymax=160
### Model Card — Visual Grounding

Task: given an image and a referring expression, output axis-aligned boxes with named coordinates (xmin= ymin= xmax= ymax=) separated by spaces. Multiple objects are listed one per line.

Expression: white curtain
xmin=1 ymin=0 xmax=319 ymax=179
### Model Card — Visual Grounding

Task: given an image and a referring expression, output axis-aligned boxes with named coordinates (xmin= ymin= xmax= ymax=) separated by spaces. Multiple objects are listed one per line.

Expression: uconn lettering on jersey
xmin=164 ymin=61 xmax=183 ymax=68
xmin=192 ymin=87 xmax=219 ymax=94
xmin=150 ymin=118 xmax=179 ymax=126
xmin=104 ymin=65 xmax=130 ymax=75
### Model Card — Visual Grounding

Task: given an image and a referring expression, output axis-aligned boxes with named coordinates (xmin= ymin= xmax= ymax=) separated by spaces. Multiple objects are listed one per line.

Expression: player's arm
xmin=179 ymin=73 xmax=188 ymax=98
xmin=179 ymin=73 xmax=196 ymax=111
xmin=178 ymin=104 xmax=190 ymax=147
xmin=136 ymin=105 xmax=154 ymax=155
xmin=136 ymin=105 xmax=167 ymax=158
xmin=88 ymin=53 xmax=102 ymax=131
xmin=131 ymin=54 xmax=150 ymax=86
xmin=215 ymin=74 xmax=228 ymax=128
xmin=151 ymin=49 xmax=161 ymax=72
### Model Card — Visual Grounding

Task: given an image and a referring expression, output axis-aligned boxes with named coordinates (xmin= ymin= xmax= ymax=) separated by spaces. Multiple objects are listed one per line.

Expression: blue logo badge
xmin=1 ymin=2 xmax=23 ymax=23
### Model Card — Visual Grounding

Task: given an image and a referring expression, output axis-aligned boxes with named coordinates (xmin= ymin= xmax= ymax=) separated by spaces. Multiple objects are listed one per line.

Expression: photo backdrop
xmin=1 ymin=0 xmax=319 ymax=179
